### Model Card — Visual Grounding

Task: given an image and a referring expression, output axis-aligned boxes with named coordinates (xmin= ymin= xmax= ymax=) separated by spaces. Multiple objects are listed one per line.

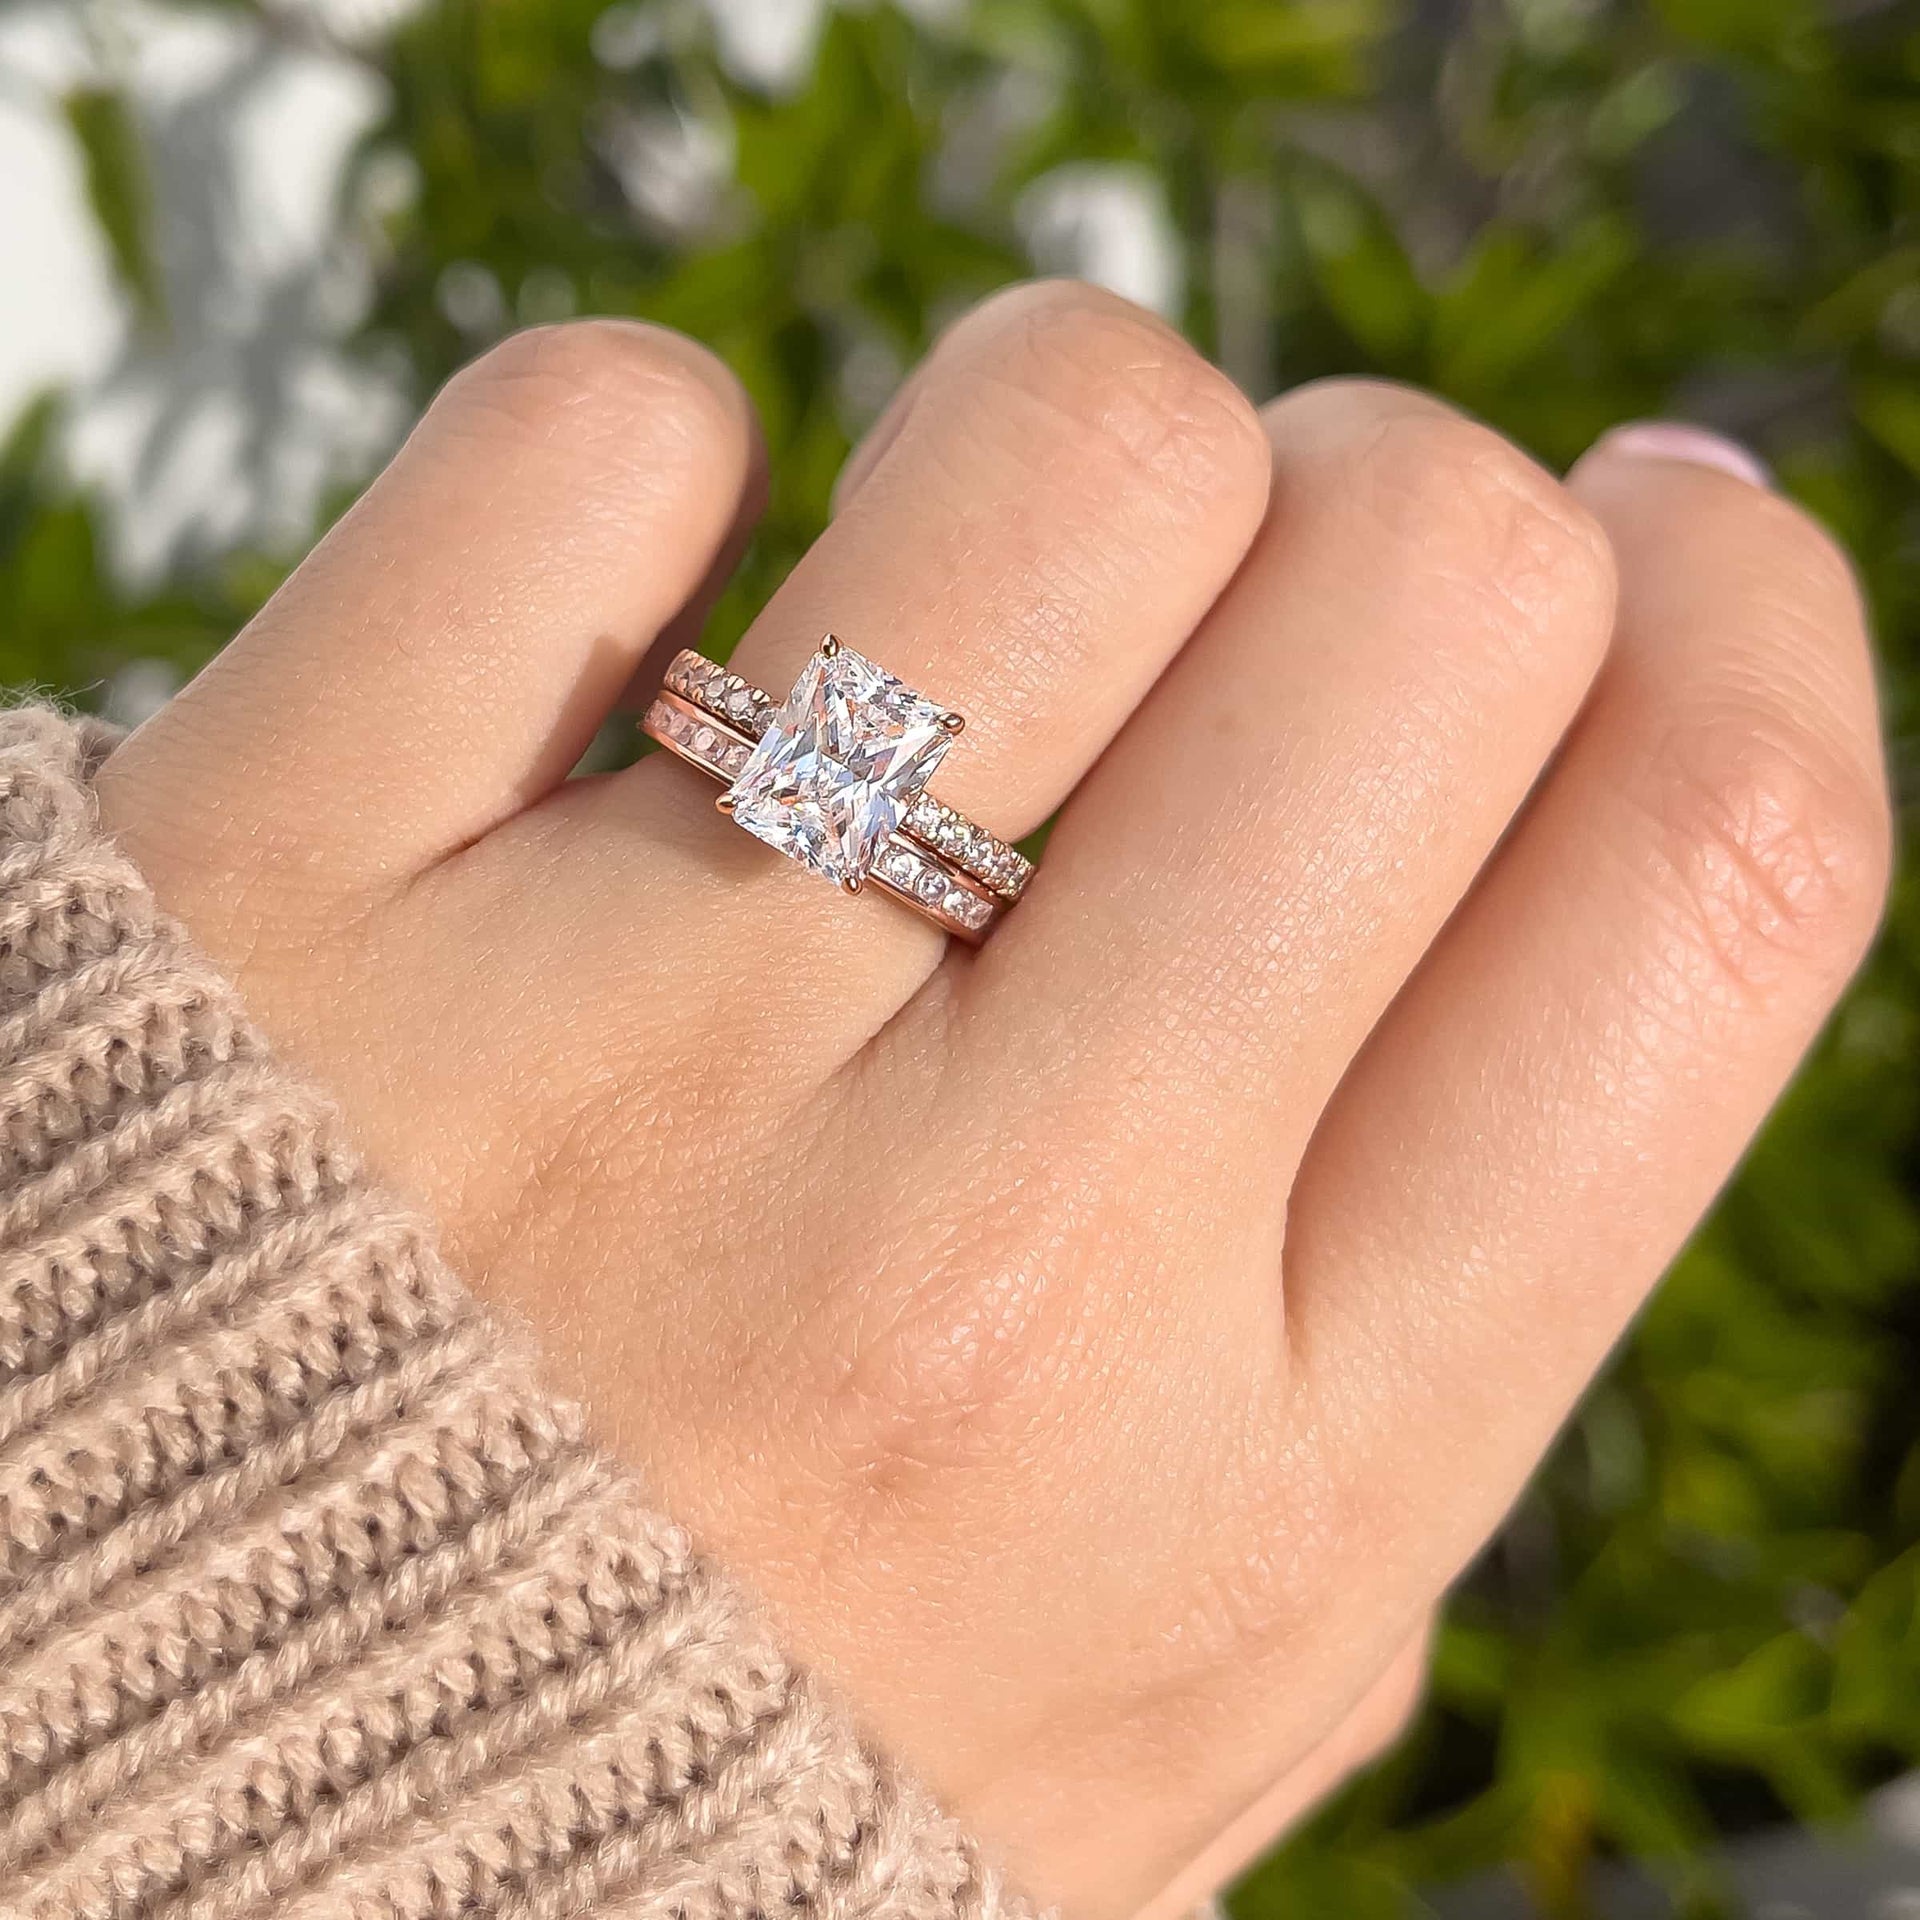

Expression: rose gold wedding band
xmin=641 ymin=641 xmax=1033 ymax=945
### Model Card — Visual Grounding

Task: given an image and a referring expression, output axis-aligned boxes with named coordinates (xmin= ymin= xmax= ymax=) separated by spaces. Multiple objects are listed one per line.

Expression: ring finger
xmin=603 ymin=279 xmax=1273 ymax=1027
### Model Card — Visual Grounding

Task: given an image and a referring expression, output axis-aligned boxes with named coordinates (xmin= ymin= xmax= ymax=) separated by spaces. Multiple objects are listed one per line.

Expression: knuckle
xmin=439 ymin=320 xmax=748 ymax=476
xmin=819 ymin=1213 xmax=1062 ymax=1516
xmin=1339 ymin=404 xmax=1617 ymax=665
xmin=947 ymin=279 xmax=1270 ymax=506
xmin=1638 ymin=707 xmax=1891 ymax=1009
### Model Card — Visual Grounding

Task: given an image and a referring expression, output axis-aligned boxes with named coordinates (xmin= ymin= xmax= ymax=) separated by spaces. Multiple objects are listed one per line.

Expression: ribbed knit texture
xmin=0 ymin=707 xmax=1027 ymax=1920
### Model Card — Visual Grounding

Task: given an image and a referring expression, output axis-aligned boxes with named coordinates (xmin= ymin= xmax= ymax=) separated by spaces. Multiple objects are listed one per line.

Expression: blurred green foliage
xmin=2 ymin=1 xmax=1917 ymax=1914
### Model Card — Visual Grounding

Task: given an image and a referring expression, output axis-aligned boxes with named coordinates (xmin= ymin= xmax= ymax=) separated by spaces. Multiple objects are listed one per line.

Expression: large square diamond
xmin=725 ymin=642 xmax=954 ymax=888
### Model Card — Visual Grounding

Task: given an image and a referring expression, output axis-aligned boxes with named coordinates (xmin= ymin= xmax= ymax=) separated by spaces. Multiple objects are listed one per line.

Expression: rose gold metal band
xmin=642 ymin=690 xmax=1008 ymax=945
xmin=659 ymin=650 xmax=1034 ymax=902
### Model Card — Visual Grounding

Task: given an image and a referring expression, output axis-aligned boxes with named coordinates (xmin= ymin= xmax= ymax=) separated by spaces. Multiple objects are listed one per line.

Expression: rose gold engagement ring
xmin=641 ymin=639 xmax=1033 ymax=944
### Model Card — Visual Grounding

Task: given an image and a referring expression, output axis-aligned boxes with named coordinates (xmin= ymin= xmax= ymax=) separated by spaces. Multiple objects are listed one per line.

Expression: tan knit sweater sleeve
xmin=0 ymin=707 xmax=1029 ymax=1920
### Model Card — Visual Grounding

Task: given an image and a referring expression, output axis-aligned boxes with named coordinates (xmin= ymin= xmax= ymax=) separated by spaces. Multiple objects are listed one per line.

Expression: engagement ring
xmin=642 ymin=639 xmax=1032 ymax=944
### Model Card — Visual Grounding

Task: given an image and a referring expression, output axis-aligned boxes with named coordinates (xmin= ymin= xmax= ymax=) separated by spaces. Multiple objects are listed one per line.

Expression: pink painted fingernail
xmin=1596 ymin=420 xmax=1772 ymax=488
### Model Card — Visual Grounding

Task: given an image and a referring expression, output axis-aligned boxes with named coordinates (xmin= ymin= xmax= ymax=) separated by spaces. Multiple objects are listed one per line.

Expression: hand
xmin=94 ymin=283 xmax=1890 ymax=1918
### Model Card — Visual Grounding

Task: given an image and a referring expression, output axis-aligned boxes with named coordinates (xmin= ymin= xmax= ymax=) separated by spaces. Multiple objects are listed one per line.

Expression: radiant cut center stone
xmin=725 ymin=644 xmax=953 ymax=887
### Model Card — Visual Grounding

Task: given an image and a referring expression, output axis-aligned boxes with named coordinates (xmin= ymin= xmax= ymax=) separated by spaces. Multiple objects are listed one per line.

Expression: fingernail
xmin=1595 ymin=420 xmax=1772 ymax=489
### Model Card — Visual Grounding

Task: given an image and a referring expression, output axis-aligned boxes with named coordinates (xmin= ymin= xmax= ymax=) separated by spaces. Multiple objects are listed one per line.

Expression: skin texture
xmin=93 ymin=280 xmax=1892 ymax=1920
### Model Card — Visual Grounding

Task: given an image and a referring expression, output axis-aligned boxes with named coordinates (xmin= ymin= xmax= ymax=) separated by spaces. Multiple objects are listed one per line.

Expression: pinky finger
xmin=1283 ymin=429 xmax=1892 ymax=1589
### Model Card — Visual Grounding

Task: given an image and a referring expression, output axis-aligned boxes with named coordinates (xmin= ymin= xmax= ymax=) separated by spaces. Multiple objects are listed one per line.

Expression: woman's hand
xmin=93 ymin=283 xmax=1890 ymax=1918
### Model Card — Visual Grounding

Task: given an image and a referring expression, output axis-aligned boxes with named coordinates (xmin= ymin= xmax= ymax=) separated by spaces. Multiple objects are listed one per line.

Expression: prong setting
xmin=939 ymin=711 xmax=966 ymax=736
xmin=721 ymin=642 xmax=954 ymax=891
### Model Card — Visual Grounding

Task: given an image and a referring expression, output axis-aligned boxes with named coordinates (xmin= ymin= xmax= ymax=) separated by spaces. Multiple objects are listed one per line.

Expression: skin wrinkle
xmin=934 ymin=282 xmax=1268 ymax=501
xmin=96 ymin=325 xmax=756 ymax=919
xmin=964 ymin=384 xmax=1619 ymax=1231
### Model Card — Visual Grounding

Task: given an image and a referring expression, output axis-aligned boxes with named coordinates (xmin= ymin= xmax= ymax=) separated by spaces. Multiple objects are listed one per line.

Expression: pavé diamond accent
xmin=944 ymin=886 xmax=992 ymax=930
xmin=897 ymin=793 xmax=1032 ymax=901
xmin=725 ymin=643 xmax=953 ymax=889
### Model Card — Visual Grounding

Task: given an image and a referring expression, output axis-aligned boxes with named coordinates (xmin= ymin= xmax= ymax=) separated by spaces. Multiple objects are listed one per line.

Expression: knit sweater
xmin=0 ymin=706 xmax=1027 ymax=1920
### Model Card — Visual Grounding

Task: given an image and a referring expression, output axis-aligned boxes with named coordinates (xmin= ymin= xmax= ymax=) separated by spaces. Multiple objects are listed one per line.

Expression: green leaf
xmin=61 ymin=86 xmax=162 ymax=325
xmin=1288 ymin=164 xmax=1426 ymax=364
xmin=1187 ymin=1 xmax=1388 ymax=92
xmin=1854 ymin=375 xmax=1920 ymax=479
xmin=1432 ymin=218 xmax=1634 ymax=399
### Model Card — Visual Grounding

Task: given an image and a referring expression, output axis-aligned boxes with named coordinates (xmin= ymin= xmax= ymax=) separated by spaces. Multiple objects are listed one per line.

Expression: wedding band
xmin=641 ymin=640 xmax=1033 ymax=945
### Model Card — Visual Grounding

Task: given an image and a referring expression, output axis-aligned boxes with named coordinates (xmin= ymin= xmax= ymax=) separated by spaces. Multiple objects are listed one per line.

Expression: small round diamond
xmin=914 ymin=867 xmax=947 ymax=904
xmin=945 ymin=887 xmax=990 ymax=930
